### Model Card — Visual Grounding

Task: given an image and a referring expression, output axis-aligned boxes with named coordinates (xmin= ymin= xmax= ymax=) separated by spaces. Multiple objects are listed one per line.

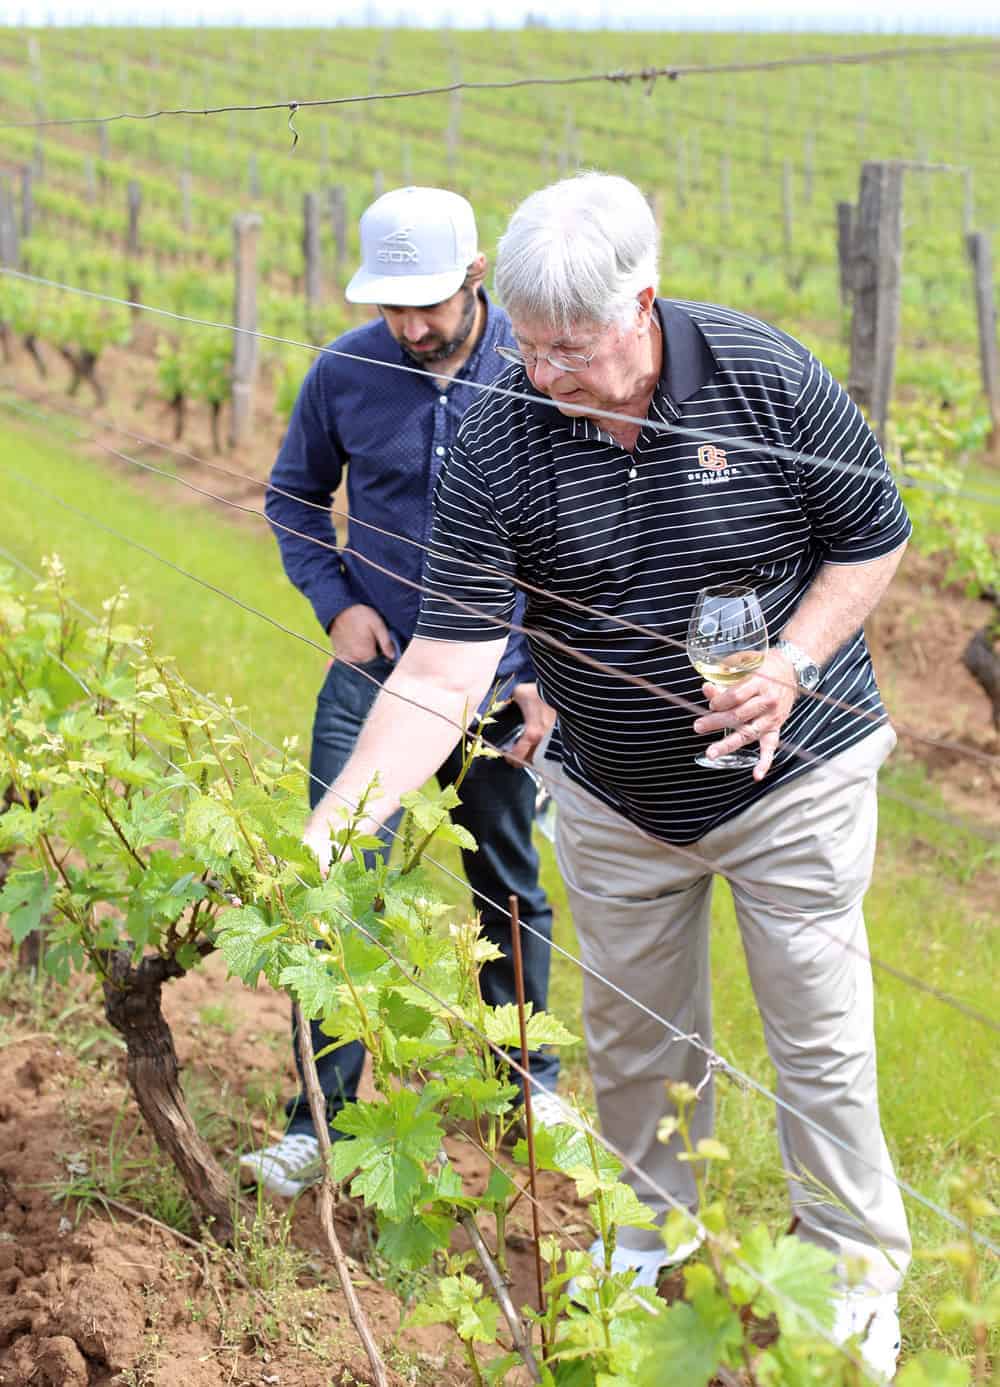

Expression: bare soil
xmin=0 ymin=942 xmax=593 ymax=1387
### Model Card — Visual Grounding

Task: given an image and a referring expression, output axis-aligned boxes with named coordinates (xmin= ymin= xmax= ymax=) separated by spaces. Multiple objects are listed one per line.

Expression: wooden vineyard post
xmin=373 ymin=167 xmax=385 ymax=201
xmin=248 ymin=153 xmax=260 ymax=200
xmin=303 ymin=191 xmax=322 ymax=340
xmin=966 ymin=231 xmax=1000 ymax=455
xmin=447 ymin=88 xmax=462 ymax=183
xmin=848 ymin=161 xmax=904 ymax=442
xmin=0 ymin=174 xmax=19 ymax=362
xmin=0 ymin=174 xmax=20 ymax=270
xmin=230 ymin=213 xmax=261 ymax=450
xmin=329 ymin=184 xmax=347 ymax=271
xmin=126 ymin=178 xmax=142 ymax=335
xmin=803 ymin=130 xmax=815 ymax=206
xmin=836 ymin=200 xmax=855 ymax=310
xmin=962 ymin=168 xmax=975 ymax=238
xmin=99 ymin=121 xmax=110 ymax=161
xmin=720 ymin=151 xmax=732 ymax=225
xmin=782 ymin=159 xmax=794 ymax=257
xmin=85 ymin=156 xmax=97 ymax=204
xmin=180 ymin=169 xmax=192 ymax=234
xmin=20 ymin=164 xmax=33 ymax=239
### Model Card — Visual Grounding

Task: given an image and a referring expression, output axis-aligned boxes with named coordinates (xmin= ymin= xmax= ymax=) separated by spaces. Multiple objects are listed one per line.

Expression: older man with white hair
xmin=303 ymin=172 xmax=912 ymax=1380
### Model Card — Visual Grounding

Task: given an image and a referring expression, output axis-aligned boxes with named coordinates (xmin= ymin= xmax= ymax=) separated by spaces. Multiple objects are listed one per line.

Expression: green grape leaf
xmin=737 ymin=1226 xmax=836 ymax=1335
xmin=442 ymin=1070 xmax=519 ymax=1119
xmin=599 ymin=1182 xmax=659 ymax=1232
xmin=347 ymin=1155 xmax=426 ymax=1222
xmin=895 ymin=1352 xmax=972 ymax=1387
xmin=635 ymin=1296 xmax=742 ymax=1387
xmin=483 ymin=1165 xmax=515 ymax=1205
xmin=405 ymin=1274 xmax=500 ymax=1343
xmin=278 ymin=956 xmax=342 ymax=1020
xmin=484 ymin=1003 xmax=578 ymax=1049
xmin=330 ymin=1091 xmax=443 ymax=1220
xmin=183 ymin=793 xmax=244 ymax=857
xmin=376 ymin=1212 xmax=453 ymax=1271
xmin=0 ymin=868 xmax=55 ymax=944
xmin=482 ymin=1352 xmax=523 ymax=1386
xmin=0 ymin=803 xmax=42 ymax=851
xmin=514 ymin=1124 xmax=621 ymax=1185
xmin=399 ymin=786 xmax=450 ymax=833
xmin=431 ymin=820 xmax=478 ymax=851
xmin=380 ymin=990 xmax=436 ymax=1039
xmin=215 ymin=904 xmax=275 ymax=984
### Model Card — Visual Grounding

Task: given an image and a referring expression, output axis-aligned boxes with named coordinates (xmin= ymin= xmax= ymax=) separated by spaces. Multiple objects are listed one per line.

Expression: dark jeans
xmin=285 ymin=654 xmax=558 ymax=1138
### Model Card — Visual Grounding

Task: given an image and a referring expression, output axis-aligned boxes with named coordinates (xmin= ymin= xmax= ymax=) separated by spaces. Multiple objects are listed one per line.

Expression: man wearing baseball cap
xmin=244 ymin=188 xmax=560 ymax=1197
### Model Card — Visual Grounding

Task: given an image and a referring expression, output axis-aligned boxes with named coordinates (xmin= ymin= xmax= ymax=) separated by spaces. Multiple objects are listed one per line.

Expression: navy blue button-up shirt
xmin=265 ymin=291 xmax=532 ymax=693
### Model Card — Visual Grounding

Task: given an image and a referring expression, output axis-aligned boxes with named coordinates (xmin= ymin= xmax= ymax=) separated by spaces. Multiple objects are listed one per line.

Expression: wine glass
xmin=687 ymin=585 xmax=769 ymax=771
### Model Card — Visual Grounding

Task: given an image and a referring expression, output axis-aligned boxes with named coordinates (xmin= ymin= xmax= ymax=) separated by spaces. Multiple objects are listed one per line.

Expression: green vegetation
xmin=0 ymin=27 xmax=997 ymax=438
xmin=2 ymin=565 xmax=995 ymax=1384
xmin=0 ymin=411 xmax=318 ymax=741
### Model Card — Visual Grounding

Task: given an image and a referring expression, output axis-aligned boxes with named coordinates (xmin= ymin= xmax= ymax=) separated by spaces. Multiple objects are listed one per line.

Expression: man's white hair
xmin=495 ymin=171 xmax=659 ymax=334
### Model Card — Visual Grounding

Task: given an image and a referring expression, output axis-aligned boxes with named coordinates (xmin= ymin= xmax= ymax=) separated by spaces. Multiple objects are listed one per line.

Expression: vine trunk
xmin=101 ymin=948 xmax=236 ymax=1243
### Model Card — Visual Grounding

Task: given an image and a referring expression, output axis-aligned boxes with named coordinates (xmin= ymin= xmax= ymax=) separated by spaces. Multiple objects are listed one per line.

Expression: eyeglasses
xmin=494 ymin=343 xmax=597 ymax=374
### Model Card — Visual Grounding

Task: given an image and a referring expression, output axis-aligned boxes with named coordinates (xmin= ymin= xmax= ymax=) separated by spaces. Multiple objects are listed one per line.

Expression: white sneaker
xmin=238 ymin=1133 xmax=322 ymax=1197
xmin=528 ymin=1088 xmax=576 ymax=1130
xmin=568 ymin=1230 xmax=704 ymax=1300
xmin=832 ymin=1290 xmax=901 ymax=1382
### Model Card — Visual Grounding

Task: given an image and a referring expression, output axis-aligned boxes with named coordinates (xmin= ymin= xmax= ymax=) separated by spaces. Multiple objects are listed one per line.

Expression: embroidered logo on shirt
xmin=377 ymin=227 xmax=420 ymax=264
xmin=688 ymin=443 xmax=738 ymax=486
xmin=697 ymin=444 xmax=728 ymax=471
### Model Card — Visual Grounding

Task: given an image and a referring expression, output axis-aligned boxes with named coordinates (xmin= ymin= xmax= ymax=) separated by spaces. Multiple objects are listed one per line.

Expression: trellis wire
xmin=3 ymin=388 xmax=998 ymax=858
xmin=3 ymin=473 xmax=1000 ymax=1255
xmin=6 ymin=383 xmax=993 ymax=775
xmin=4 ymin=269 xmax=1000 ymax=510
xmin=2 ymin=39 xmax=996 ymax=132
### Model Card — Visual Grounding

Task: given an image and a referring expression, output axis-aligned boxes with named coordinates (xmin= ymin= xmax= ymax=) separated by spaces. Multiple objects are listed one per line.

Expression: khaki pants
xmin=544 ymin=725 xmax=911 ymax=1292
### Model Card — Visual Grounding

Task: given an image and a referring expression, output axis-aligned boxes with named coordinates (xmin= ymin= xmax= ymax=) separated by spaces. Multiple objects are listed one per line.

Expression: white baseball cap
xmin=345 ymin=186 xmax=479 ymax=307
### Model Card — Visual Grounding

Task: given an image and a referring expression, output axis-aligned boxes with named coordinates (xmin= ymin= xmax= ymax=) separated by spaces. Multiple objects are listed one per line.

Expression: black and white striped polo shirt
xmin=415 ymin=298 xmax=912 ymax=845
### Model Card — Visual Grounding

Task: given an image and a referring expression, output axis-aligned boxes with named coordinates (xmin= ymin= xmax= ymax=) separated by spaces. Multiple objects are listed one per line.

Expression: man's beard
xmin=399 ymin=288 xmax=478 ymax=368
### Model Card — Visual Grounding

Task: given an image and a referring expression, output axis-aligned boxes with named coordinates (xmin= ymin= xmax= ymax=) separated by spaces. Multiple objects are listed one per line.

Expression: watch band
xmin=775 ymin=639 xmax=821 ymax=691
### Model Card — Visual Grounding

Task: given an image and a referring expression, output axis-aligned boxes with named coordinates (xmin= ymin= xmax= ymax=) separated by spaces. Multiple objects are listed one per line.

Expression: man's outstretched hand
xmin=303 ymin=810 xmax=338 ymax=877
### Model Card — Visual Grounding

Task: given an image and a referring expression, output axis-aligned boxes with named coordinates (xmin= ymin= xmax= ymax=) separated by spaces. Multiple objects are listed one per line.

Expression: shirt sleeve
xmin=787 ymin=354 xmax=912 ymax=564
xmin=415 ymin=428 xmax=519 ymax=644
xmin=264 ymin=359 xmax=356 ymax=633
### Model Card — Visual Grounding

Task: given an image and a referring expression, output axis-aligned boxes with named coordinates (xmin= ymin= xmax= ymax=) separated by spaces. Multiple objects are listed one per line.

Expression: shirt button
xmin=435 ymin=445 xmax=446 ymax=457
xmin=439 ymin=394 xmax=448 ymax=405
xmin=628 ymin=467 xmax=637 ymax=480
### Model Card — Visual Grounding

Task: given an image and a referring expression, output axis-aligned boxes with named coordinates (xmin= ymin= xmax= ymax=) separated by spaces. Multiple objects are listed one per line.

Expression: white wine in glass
xmin=687 ymin=585 xmax=769 ymax=770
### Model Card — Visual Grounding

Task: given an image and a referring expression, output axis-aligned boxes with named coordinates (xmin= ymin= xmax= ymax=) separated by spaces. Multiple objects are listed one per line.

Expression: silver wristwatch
xmin=775 ymin=639 xmax=821 ymax=693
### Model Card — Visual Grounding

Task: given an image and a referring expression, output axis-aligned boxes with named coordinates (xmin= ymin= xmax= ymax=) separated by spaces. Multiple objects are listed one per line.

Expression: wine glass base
xmin=694 ymin=751 xmax=759 ymax=771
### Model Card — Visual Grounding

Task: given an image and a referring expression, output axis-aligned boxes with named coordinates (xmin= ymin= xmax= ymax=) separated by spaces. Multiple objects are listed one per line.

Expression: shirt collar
xmin=393 ymin=287 xmax=500 ymax=389
xmin=655 ymin=298 xmax=717 ymax=407
xmin=461 ymin=287 xmax=503 ymax=381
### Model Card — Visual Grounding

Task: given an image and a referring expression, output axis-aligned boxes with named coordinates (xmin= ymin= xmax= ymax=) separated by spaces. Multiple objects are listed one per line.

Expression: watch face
xmin=800 ymin=663 xmax=821 ymax=690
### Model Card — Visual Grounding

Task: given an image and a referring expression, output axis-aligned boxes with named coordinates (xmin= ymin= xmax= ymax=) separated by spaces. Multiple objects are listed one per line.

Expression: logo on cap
xmin=377 ymin=226 xmax=419 ymax=265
